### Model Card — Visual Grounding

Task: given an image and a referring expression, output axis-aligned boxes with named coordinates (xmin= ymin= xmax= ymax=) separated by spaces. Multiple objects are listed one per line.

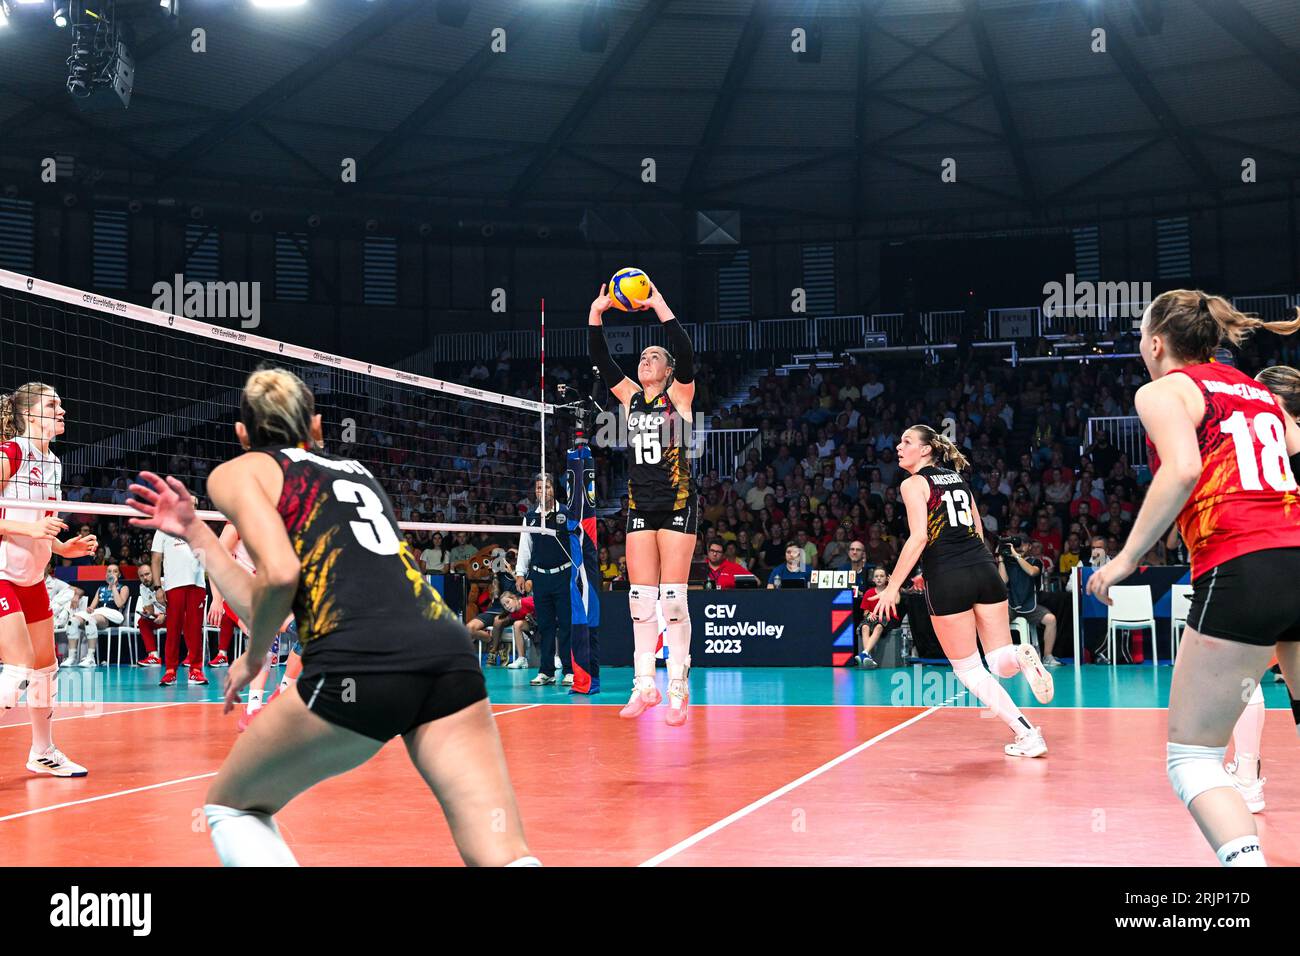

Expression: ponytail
xmin=907 ymin=424 xmax=970 ymax=472
xmin=1147 ymin=290 xmax=1300 ymax=364
xmin=0 ymin=394 xmax=14 ymax=443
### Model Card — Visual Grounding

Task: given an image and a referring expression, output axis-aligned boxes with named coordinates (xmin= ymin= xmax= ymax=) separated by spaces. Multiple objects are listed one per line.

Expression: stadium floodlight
xmin=249 ymin=0 xmax=306 ymax=9
xmin=0 ymin=1 xmax=10 ymax=28
xmin=53 ymin=1 xmax=69 ymax=27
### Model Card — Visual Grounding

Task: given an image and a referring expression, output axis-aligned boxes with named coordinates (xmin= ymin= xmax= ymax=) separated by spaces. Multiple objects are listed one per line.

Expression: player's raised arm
xmin=588 ymin=284 xmax=638 ymax=407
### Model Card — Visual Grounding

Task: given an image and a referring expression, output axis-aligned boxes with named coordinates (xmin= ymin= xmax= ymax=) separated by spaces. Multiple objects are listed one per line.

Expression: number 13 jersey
xmin=917 ymin=465 xmax=991 ymax=576
xmin=1146 ymin=362 xmax=1300 ymax=580
xmin=626 ymin=390 xmax=695 ymax=512
xmin=257 ymin=445 xmax=467 ymax=671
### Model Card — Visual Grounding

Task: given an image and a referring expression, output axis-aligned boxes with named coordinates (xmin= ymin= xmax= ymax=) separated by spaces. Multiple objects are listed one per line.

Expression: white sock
xmin=1231 ymin=684 xmax=1266 ymax=781
xmin=951 ymin=652 xmax=1033 ymax=735
xmin=506 ymin=856 xmax=542 ymax=867
xmin=81 ymin=621 xmax=98 ymax=660
xmin=278 ymin=676 xmax=296 ymax=695
xmin=204 ymin=804 xmax=300 ymax=866
xmin=0 ymin=665 xmax=30 ymax=710
xmin=1216 ymin=835 xmax=1265 ymax=867
xmin=985 ymin=644 xmax=1021 ymax=679
xmin=248 ymin=688 xmax=264 ymax=713
xmin=27 ymin=664 xmax=57 ymax=754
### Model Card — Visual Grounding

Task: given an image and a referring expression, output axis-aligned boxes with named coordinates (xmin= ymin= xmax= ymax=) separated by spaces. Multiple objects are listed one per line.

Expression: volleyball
xmin=608 ymin=267 xmax=651 ymax=311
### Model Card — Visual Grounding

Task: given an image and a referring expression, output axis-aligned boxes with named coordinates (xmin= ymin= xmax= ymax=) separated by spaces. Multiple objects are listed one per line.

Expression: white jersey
xmin=0 ymin=437 xmax=62 ymax=586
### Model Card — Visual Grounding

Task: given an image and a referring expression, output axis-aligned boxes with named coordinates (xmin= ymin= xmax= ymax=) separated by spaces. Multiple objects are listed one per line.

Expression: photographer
xmin=996 ymin=535 xmax=1062 ymax=667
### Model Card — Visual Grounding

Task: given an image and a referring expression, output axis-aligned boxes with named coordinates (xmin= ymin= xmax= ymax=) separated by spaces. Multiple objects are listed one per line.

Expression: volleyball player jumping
xmin=874 ymin=426 xmax=1055 ymax=757
xmin=1088 ymin=292 xmax=1300 ymax=867
xmin=128 ymin=367 xmax=536 ymax=866
xmin=588 ymin=282 xmax=698 ymax=726
xmin=0 ymin=383 xmax=97 ymax=777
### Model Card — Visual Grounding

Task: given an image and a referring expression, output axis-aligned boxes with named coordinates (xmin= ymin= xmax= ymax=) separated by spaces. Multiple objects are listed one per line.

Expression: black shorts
xmin=1187 ymin=548 xmax=1300 ymax=646
xmin=473 ymin=608 xmax=505 ymax=629
xmin=627 ymin=496 xmax=698 ymax=536
xmin=297 ymin=663 xmax=488 ymax=742
xmin=923 ymin=560 xmax=1007 ymax=617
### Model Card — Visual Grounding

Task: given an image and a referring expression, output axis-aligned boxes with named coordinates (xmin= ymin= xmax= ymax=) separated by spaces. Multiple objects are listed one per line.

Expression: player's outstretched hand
xmin=127 ymin=471 xmax=196 ymax=539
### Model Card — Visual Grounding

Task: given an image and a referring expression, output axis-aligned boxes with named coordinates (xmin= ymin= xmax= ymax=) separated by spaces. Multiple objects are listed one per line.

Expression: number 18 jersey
xmin=257 ymin=445 xmax=466 ymax=671
xmin=1146 ymin=362 xmax=1300 ymax=580
xmin=917 ymin=466 xmax=991 ymax=576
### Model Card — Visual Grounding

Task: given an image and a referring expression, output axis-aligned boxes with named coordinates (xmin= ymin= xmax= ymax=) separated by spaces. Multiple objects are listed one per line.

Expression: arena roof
xmin=2 ymin=0 xmax=1298 ymax=234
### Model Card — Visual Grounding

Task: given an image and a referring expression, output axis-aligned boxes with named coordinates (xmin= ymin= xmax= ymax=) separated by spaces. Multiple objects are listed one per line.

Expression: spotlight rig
xmin=65 ymin=0 xmax=134 ymax=108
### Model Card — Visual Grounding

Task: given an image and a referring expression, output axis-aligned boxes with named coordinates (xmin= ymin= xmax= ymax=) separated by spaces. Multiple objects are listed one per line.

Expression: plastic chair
xmin=1010 ymin=616 xmax=1038 ymax=652
xmin=1106 ymin=585 xmax=1156 ymax=665
xmin=1169 ymin=583 xmax=1194 ymax=661
xmin=104 ymin=597 xmax=139 ymax=666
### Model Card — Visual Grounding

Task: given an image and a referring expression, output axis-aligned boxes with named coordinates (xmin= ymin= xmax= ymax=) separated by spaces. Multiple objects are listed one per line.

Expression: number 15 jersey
xmin=257 ymin=445 xmax=466 ymax=672
xmin=1147 ymin=362 xmax=1300 ymax=581
xmin=626 ymin=389 xmax=695 ymax=512
xmin=917 ymin=466 xmax=992 ymax=576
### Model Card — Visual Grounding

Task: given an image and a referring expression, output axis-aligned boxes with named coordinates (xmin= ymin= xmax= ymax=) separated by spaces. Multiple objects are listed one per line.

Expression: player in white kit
xmin=0 ymin=383 xmax=98 ymax=776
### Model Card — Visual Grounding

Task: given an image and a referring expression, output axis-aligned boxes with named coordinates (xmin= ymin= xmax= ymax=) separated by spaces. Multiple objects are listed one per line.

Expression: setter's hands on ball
xmin=1086 ymin=552 xmax=1136 ymax=606
xmin=127 ymin=471 xmax=197 ymax=540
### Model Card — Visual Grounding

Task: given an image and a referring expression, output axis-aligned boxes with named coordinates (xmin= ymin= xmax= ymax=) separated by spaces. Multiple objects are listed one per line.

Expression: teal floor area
xmin=53 ymin=661 xmax=1298 ymax=710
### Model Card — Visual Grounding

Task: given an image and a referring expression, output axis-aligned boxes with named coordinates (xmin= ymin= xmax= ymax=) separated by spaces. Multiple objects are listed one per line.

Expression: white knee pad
xmin=628 ymin=585 xmax=659 ymax=623
xmin=0 ymin=665 xmax=31 ymax=710
xmin=26 ymin=664 xmax=57 ymax=710
xmin=660 ymin=584 xmax=689 ymax=624
xmin=204 ymin=804 xmax=300 ymax=867
xmin=1167 ymin=742 xmax=1233 ymax=808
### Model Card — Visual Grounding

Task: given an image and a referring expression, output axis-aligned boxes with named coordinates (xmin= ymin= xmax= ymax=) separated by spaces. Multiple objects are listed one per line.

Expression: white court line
xmin=639 ymin=704 xmax=944 ymax=867
xmin=0 ymin=771 xmax=220 ymax=824
xmin=0 ymin=701 xmax=544 ymax=825
xmin=0 ymin=701 xmax=187 ymax=730
xmin=491 ymin=703 xmax=543 ymax=717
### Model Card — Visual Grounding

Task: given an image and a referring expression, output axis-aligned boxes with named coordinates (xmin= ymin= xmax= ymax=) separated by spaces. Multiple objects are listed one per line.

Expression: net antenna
xmin=0 ymin=267 xmax=560 ymax=543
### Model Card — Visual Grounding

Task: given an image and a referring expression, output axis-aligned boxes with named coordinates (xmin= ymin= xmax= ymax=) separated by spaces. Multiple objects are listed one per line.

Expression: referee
xmin=515 ymin=474 xmax=574 ymax=686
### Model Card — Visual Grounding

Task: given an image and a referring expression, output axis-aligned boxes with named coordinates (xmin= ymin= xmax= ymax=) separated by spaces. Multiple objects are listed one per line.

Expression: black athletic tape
xmin=1290 ymin=695 xmax=1300 ymax=728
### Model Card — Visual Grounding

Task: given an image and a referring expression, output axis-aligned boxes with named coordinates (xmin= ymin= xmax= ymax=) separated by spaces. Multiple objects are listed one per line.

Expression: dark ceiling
xmin=2 ymin=0 xmax=1298 ymax=237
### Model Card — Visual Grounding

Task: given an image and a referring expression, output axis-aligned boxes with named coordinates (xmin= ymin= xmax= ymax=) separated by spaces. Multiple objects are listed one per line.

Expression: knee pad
xmin=0 ymin=665 xmax=31 ymax=710
xmin=1167 ymin=742 xmax=1233 ymax=808
xmin=26 ymin=664 xmax=57 ymax=709
xmin=660 ymin=584 xmax=689 ymax=624
xmin=628 ymin=585 xmax=659 ymax=623
xmin=949 ymin=652 xmax=990 ymax=690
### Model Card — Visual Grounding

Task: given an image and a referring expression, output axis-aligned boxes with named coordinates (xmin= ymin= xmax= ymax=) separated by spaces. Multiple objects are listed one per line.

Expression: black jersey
xmin=626 ymin=389 xmax=695 ymax=511
xmin=917 ymin=466 xmax=992 ymax=576
xmin=257 ymin=446 xmax=470 ymax=672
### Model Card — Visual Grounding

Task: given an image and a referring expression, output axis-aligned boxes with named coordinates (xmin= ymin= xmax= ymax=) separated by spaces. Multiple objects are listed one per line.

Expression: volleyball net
xmin=0 ymin=269 xmax=565 ymax=581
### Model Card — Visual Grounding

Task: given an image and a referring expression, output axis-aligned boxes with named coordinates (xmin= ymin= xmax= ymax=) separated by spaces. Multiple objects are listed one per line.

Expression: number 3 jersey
xmin=1146 ymin=362 xmax=1300 ymax=580
xmin=917 ymin=465 xmax=992 ymax=576
xmin=626 ymin=389 xmax=696 ymax=511
xmin=257 ymin=445 xmax=469 ymax=671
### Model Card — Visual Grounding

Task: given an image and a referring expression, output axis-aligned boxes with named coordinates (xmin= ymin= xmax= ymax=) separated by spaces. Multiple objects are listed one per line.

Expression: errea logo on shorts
xmin=49 ymin=886 xmax=151 ymax=936
xmin=671 ymin=515 xmax=685 ymax=526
